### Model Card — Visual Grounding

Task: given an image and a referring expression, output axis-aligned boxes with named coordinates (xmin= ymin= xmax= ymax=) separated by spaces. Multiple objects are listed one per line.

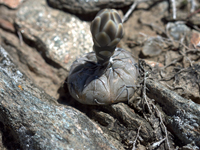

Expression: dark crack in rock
xmin=167 ymin=63 xmax=200 ymax=104
xmin=15 ymin=0 xmax=92 ymax=70
xmin=0 ymin=26 xmax=66 ymax=98
xmin=146 ymin=79 xmax=200 ymax=147
xmin=0 ymin=45 xmax=125 ymax=149
xmin=47 ymin=0 xmax=136 ymax=15
xmin=105 ymin=103 xmax=154 ymax=143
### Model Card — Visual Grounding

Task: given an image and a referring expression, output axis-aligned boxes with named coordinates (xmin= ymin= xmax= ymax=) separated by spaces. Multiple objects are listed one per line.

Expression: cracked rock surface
xmin=47 ymin=0 xmax=136 ymax=15
xmin=15 ymin=0 xmax=93 ymax=71
xmin=0 ymin=45 xmax=124 ymax=150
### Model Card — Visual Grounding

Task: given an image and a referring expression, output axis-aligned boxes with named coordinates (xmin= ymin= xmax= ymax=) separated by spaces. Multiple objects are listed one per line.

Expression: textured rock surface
xmin=0 ymin=0 xmax=22 ymax=9
xmin=104 ymin=103 xmax=154 ymax=142
xmin=15 ymin=0 xmax=93 ymax=70
xmin=47 ymin=0 xmax=135 ymax=15
xmin=0 ymin=45 xmax=124 ymax=149
xmin=146 ymin=79 xmax=200 ymax=147
xmin=0 ymin=25 xmax=66 ymax=98
xmin=166 ymin=22 xmax=191 ymax=41
xmin=142 ymin=37 xmax=163 ymax=57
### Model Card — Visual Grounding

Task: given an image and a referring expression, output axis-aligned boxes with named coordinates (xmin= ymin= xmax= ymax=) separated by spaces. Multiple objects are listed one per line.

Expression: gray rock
xmin=105 ymin=103 xmax=154 ymax=142
xmin=0 ymin=45 xmax=125 ymax=149
xmin=47 ymin=0 xmax=135 ymax=15
xmin=0 ymin=26 xmax=66 ymax=98
xmin=142 ymin=36 xmax=163 ymax=57
xmin=15 ymin=0 xmax=93 ymax=70
xmin=166 ymin=22 xmax=191 ymax=41
xmin=146 ymin=79 xmax=200 ymax=147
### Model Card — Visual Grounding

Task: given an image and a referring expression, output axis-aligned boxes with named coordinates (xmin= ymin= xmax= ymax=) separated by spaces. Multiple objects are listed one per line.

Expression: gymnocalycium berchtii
xmin=67 ymin=9 xmax=138 ymax=105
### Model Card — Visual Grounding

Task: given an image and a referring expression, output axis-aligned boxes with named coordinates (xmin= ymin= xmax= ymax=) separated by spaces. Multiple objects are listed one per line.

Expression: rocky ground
xmin=0 ymin=0 xmax=200 ymax=149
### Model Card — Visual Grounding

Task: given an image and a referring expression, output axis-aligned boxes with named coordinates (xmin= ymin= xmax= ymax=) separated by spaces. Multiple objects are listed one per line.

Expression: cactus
xmin=90 ymin=9 xmax=123 ymax=66
xmin=67 ymin=9 xmax=138 ymax=105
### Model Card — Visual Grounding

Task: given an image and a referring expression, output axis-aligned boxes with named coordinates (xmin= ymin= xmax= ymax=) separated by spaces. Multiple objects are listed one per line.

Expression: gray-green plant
xmin=67 ymin=9 xmax=138 ymax=105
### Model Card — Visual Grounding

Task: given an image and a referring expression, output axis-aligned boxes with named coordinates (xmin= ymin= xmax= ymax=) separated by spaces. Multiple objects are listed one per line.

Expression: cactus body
xmin=67 ymin=9 xmax=138 ymax=105
xmin=68 ymin=48 xmax=138 ymax=105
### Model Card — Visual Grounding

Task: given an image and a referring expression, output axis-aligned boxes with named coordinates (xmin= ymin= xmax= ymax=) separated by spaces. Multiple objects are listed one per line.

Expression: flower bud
xmin=90 ymin=9 xmax=124 ymax=65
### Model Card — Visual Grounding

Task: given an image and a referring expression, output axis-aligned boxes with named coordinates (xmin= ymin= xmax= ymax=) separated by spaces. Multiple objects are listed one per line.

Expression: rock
xmin=146 ymin=79 xmax=200 ymax=147
xmin=105 ymin=103 xmax=154 ymax=142
xmin=89 ymin=103 xmax=154 ymax=148
xmin=190 ymin=30 xmax=200 ymax=49
xmin=181 ymin=143 xmax=199 ymax=150
xmin=0 ymin=27 xmax=65 ymax=98
xmin=0 ymin=0 xmax=22 ymax=9
xmin=0 ymin=45 xmax=125 ymax=149
xmin=171 ymin=64 xmax=200 ymax=104
xmin=163 ymin=10 xmax=200 ymax=27
xmin=47 ymin=0 xmax=135 ymax=15
xmin=142 ymin=36 xmax=163 ymax=57
xmin=0 ymin=18 xmax=15 ymax=33
xmin=166 ymin=22 xmax=191 ymax=41
xmin=15 ymin=0 xmax=93 ymax=70
xmin=144 ymin=60 xmax=164 ymax=68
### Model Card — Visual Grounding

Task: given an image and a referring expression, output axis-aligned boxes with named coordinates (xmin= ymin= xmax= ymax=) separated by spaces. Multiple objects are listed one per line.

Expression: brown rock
xmin=15 ymin=0 xmax=93 ymax=70
xmin=0 ymin=0 xmax=22 ymax=9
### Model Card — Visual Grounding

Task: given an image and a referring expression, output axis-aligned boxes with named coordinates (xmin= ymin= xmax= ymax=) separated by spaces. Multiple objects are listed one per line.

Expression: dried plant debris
xmin=146 ymin=79 xmax=200 ymax=147
xmin=128 ymin=54 xmax=200 ymax=149
xmin=165 ymin=64 xmax=200 ymax=104
xmin=90 ymin=103 xmax=154 ymax=148
xmin=0 ymin=0 xmax=22 ymax=9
